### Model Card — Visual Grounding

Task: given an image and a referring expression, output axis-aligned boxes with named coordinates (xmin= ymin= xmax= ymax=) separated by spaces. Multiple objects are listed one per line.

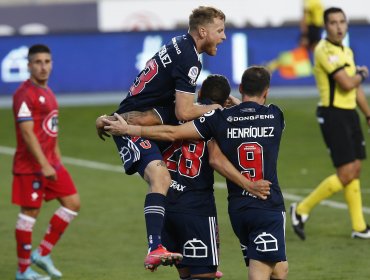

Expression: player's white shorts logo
xmin=119 ymin=146 xmax=131 ymax=163
xmin=42 ymin=110 xmax=58 ymax=137
xmin=254 ymin=232 xmax=278 ymax=252
xmin=183 ymin=238 xmax=207 ymax=258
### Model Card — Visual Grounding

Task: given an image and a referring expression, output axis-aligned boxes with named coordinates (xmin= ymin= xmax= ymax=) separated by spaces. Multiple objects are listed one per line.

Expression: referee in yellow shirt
xmin=300 ymin=0 xmax=324 ymax=50
xmin=291 ymin=7 xmax=370 ymax=240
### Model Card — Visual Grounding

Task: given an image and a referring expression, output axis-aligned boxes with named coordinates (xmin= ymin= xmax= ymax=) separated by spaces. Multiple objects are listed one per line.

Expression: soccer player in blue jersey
xmin=102 ymin=66 xmax=288 ymax=280
xmin=156 ymin=75 xmax=271 ymax=280
xmin=107 ymin=74 xmax=271 ymax=279
xmin=96 ymin=6 xmax=226 ymax=270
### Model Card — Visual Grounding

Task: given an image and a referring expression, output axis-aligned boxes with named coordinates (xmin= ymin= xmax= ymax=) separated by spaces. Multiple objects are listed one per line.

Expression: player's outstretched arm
xmin=207 ymin=140 xmax=271 ymax=200
xmin=175 ymin=91 xmax=221 ymax=121
xmin=103 ymin=113 xmax=201 ymax=142
xmin=96 ymin=110 xmax=162 ymax=141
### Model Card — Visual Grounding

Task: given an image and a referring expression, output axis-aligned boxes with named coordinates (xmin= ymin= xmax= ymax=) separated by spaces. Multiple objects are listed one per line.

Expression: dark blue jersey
xmin=193 ymin=102 xmax=286 ymax=213
xmin=155 ymin=106 xmax=217 ymax=216
xmin=116 ymin=33 xmax=201 ymax=114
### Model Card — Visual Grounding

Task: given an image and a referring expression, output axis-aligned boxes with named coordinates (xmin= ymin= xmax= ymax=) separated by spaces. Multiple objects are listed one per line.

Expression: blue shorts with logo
xmin=113 ymin=135 xmax=163 ymax=176
xmin=229 ymin=208 xmax=287 ymax=265
xmin=162 ymin=211 xmax=219 ymax=275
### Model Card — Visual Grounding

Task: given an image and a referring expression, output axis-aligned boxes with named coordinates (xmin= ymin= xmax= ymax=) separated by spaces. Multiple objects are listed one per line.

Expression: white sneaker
xmin=15 ymin=267 xmax=51 ymax=280
xmin=31 ymin=250 xmax=62 ymax=278
xmin=351 ymin=225 xmax=370 ymax=239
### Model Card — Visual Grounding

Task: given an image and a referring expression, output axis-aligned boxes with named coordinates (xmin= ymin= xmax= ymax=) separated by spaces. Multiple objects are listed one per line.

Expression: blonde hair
xmin=189 ymin=6 xmax=225 ymax=31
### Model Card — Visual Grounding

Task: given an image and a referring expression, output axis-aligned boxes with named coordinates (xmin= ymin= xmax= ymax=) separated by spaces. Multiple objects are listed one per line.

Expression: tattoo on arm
xmin=122 ymin=110 xmax=161 ymax=125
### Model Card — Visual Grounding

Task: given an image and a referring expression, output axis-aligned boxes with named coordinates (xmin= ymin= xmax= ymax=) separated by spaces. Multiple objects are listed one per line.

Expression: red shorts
xmin=12 ymin=165 xmax=77 ymax=208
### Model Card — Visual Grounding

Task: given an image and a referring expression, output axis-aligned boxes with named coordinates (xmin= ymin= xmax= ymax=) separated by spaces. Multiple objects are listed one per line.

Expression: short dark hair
xmin=200 ymin=74 xmax=230 ymax=105
xmin=324 ymin=7 xmax=346 ymax=25
xmin=189 ymin=6 xmax=225 ymax=31
xmin=28 ymin=44 xmax=51 ymax=61
xmin=240 ymin=66 xmax=270 ymax=97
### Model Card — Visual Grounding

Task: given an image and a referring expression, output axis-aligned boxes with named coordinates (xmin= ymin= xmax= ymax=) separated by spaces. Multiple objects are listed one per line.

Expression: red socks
xmin=15 ymin=214 xmax=35 ymax=273
xmin=39 ymin=207 xmax=78 ymax=256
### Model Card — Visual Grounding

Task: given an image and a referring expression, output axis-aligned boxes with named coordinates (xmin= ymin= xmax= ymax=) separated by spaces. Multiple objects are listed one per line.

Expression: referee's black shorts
xmin=316 ymin=106 xmax=366 ymax=167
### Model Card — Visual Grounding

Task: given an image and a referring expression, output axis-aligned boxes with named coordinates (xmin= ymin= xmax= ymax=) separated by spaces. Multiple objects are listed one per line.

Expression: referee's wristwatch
xmin=357 ymin=70 xmax=367 ymax=82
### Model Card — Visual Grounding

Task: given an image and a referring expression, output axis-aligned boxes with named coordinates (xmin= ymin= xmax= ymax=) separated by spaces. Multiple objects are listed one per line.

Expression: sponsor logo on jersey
xmin=172 ymin=37 xmax=182 ymax=54
xmin=17 ymin=101 xmax=32 ymax=118
xmin=42 ymin=109 xmax=58 ymax=137
xmin=226 ymin=114 xmax=275 ymax=122
xmin=188 ymin=66 xmax=199 ymax=85
xmin=170 ymin=179 xmax=187 ymax=192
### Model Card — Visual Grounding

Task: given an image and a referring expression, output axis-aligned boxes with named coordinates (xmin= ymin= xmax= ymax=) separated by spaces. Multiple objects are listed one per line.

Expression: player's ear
xmin=199 ymin=26 xmax=207 ymax=39
xmin=262 ymin=88 xmax=269 ymax=103
xmin=238 ymin=84 xmax=243 ymax=94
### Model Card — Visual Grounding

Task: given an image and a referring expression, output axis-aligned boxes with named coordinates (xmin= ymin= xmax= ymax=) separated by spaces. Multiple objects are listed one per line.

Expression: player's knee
xmin=271 ymin=261 xmax=288 ymax=280
xmin=149 ymin=174 xmax=172 ymax=194
xmin=338 ymin=169 xmax=356 ymax=185
xmin=21 ymin=207 xmax=40 ymax=219
xmin=338 ymin=173 xmax=355 ymax=186
xmin=60 ymin=194 xmax=81 ymax=212
xmin=337 ymin=162 xmax=361 ymax=185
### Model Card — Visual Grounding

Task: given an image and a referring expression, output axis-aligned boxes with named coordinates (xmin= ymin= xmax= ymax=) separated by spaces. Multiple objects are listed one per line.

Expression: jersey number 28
xmin=163 ymin=141 xmax=205 ymax=178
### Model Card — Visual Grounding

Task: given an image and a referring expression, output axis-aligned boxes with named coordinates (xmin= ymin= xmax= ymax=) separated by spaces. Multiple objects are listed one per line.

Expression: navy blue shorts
xmin=229 ymin=208 xmax=287 ymax=265
xmin=162 ymin=211 xmax=219 ymax=275
xmin=113 ymin=135 xmax=163 ymax=176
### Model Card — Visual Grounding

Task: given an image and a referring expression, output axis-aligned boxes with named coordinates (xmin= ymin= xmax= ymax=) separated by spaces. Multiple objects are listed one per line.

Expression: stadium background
xmin=0 ymin=1 xmax=370 ymax=279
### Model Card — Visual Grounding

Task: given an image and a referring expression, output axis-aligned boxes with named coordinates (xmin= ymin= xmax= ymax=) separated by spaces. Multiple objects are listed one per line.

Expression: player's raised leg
xmin=142 ymin=160 xmax=183 ymax=270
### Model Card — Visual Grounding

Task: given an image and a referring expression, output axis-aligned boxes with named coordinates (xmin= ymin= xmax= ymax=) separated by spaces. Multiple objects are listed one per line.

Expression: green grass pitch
xmin=0 ymin=96 xmax=370 ymax=279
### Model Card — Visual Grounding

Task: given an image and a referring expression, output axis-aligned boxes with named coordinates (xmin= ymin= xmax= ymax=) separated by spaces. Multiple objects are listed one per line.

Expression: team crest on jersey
xmin=188 ymin=66 xmax=199 ymax=85
xmin=42 ymin=109 xmax=58 ymax=137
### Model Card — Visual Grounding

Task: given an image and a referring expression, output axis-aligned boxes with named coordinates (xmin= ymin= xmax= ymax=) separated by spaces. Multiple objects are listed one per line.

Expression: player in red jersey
xmin=12 ymin=44 xmax=80 ymax=280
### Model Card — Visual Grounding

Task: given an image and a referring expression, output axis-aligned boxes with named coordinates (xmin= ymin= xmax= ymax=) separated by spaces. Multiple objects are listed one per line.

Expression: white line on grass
xmin=1 ymin=145 xmax=369 ymax=214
